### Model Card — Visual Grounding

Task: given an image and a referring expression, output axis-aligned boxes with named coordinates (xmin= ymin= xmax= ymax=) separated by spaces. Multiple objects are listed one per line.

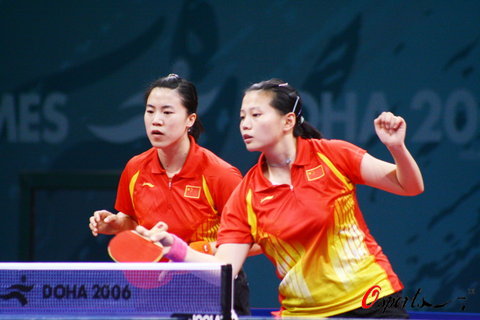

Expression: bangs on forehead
xmin=243 ymin=91 xmax=279 ymax=115
xmin=243 ymin=90 xmax=274 ymax=106
xmin=147 ymin=87 xmax=183 ymax=103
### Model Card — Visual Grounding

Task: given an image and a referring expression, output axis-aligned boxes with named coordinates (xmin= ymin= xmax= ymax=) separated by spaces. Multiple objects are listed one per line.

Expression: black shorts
xmin=233 ymin=269 xmax=251 ymax=315
xmin=332 ymin=291 xmax=409 ymax=319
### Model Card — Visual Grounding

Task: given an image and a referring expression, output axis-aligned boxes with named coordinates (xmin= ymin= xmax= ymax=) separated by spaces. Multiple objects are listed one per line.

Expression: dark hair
xmin=144 ymin=74 xmax=204 ymax=141
xmin=245 ymin=79 xmax=322 ymax=139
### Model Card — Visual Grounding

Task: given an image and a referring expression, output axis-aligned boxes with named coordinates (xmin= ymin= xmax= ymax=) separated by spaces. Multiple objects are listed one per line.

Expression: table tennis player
xmin=137 ymin=79 xmax=424 ymax=318
xmin=88 ymin=74 xmax=251 ymax=315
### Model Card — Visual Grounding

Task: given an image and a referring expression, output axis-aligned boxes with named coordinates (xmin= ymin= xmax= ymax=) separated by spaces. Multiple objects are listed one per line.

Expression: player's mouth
xmin=242 ymin=134 xmax=253 ymax=143
xmin=151 ymin=130 xmax=164 ymax=136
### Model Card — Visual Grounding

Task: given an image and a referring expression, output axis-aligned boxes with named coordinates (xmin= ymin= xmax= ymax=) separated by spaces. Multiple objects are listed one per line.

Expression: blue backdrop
xmin=1 ymin=0 xmax=479 ymax=313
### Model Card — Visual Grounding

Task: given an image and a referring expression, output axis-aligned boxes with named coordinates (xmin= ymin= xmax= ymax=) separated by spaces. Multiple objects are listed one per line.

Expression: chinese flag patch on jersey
xmin=184 ymin=185 xmax=201 ymax=198
xmin=306 ymin=165 xmax=325 ymax=181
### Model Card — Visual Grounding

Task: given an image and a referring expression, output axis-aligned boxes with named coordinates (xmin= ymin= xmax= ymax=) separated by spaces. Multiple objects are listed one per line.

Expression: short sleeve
xmin=114 ymin=159 xmax=136 ymax=218
xmin=208 ymin=166 xmax=242 ymax=215
xmin=216 ymin=182 xmax=254 ymax=246
xmin=316 ymin=139 xmax=366 ymax=185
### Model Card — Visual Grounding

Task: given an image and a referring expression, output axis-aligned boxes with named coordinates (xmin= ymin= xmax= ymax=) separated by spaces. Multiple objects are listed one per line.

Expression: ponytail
xmin=295 ymin=120 xmax=323 ymax=139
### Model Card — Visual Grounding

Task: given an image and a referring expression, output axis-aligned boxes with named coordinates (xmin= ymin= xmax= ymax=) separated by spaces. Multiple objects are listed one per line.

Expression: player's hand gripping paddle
xmin=108 ymin=230 xmax=164 ymax=262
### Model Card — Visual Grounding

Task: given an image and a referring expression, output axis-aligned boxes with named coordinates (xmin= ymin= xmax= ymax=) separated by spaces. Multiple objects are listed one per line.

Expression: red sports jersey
xmin=115 ymin=136 xmax=242 ymax=243
xmin=218 ymin=138 xmax=403 ymax=317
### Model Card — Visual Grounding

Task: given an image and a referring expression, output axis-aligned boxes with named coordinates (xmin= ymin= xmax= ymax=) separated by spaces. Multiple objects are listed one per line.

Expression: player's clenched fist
xmin=374 ymin=112 xmax=407 ymax=148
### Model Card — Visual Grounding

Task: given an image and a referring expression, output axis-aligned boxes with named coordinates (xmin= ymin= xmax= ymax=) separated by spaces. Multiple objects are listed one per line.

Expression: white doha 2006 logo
xmin=1 ymin=88 xmax=477 ymax=149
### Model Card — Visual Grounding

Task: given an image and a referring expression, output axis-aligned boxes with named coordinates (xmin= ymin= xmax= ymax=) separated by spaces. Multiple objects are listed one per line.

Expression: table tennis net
xmin=0 ymin=262 xmax=232 ymax=318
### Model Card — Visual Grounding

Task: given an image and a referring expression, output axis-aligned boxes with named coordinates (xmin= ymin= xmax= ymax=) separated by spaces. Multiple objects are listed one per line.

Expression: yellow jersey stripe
xmin=317 ymin=152 xmax=354 ymax=191
xmin=185 ymin=176 xmax=219 ymax=243
xmin=329 ymin=194 xmax=370 ymax=287
xmin=202 ymin=175 xmax=217 ymax=215
xmin=129 ymin=170 xmax=140 ymax=210
xmin=246 ymin=189 xmax=258 ymax=240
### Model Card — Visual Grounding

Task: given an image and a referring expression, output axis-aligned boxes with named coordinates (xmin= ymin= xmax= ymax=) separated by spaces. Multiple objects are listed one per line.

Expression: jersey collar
xmin=253 ymin=137 xmax=312 ymax=191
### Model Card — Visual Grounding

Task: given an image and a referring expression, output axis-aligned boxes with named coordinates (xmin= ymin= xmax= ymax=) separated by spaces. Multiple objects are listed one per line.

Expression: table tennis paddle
xmin=108 ymin=230 xmax=164 ymax=262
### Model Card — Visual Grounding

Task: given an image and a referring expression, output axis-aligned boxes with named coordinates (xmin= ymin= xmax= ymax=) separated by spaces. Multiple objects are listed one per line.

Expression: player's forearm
xmin=185 ymin=247 xmax=219 ymax=263
xmin=387 ymin=144 xmax=424 ymax=196
xmin=184 ymin=243 xmax=249 ymax=278
xmin=182 ymin=248 xmax=240 ymax=278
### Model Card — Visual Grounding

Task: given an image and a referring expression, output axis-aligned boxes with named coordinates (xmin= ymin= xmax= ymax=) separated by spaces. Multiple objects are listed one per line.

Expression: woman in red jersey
xmin=88 ymin=74 xmax=250 ymax=315
xmin=137 ymin=79 xmax=424 ymax=318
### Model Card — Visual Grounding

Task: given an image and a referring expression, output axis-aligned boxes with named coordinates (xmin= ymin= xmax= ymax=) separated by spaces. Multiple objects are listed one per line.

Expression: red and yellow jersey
xmin=115 ymin=136 xmax=242 ymax=243
xmin=218 ymin=137 xmax=403 ymax=317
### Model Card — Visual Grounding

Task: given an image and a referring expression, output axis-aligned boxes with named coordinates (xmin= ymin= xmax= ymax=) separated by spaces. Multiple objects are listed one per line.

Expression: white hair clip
xmin=292 ymin=96 xmax=300 ymax=114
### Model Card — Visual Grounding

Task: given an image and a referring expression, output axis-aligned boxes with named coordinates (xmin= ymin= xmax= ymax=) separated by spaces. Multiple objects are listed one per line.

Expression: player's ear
xmin=186 ymin=113 xmax=197 ymax=129
xmin=283 ymin=112 xmax=296 ymax=132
